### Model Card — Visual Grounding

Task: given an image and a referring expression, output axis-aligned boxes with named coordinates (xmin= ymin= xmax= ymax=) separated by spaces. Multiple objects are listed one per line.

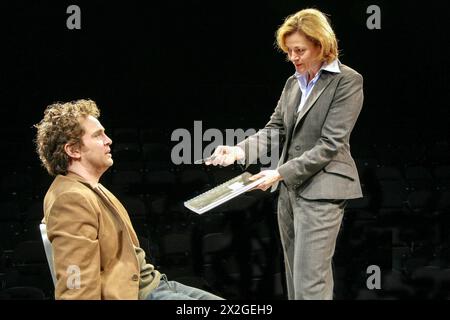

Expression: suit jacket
xmin=42 ymin=172 xmax=160 ymax=299
xmin=238 ymin=63 xmax=363 ymax=200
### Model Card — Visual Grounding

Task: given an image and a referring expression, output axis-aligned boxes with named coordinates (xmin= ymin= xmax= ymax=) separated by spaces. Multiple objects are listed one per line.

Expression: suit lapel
xmin=286 ymin=79 xmax=302 ymax=134
xmin=276 ymin=79 xmax=301 ymax=167
xmin=94 ymin=185 xmax=139 ymax=245
xmin=65 ymin=172 xmax=139 ymax=245
xmin=294 ymin=72 xmax=334 ymax=130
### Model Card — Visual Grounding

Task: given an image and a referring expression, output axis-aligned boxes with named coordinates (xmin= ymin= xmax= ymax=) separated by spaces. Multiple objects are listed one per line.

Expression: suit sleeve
xmin=237 ymin=80 xmax=289 ymax=166
xmin=278 ymin=73 xmax=364 ymax=189
xmin=47 ymin=192 xmax=101 ymax=299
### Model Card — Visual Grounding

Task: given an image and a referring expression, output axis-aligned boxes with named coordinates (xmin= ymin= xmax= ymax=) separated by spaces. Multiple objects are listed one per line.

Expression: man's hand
xmin=249 ymin=170 xmax=283 ymax=191
xmin=205 ymin=146 xmax=245 ymax=167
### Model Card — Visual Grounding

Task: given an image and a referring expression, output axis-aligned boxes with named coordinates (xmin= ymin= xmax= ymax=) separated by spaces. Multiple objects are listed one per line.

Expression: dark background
xmin=1 ymin=0 xmax=450 ymax=300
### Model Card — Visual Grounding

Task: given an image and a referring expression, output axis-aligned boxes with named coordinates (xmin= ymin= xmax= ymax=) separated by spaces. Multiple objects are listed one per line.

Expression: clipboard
xmin=184 ymin=172 xmax=265 ymax=214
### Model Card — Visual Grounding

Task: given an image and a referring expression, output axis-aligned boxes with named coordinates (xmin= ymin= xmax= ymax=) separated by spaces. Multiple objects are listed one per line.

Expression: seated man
xmin=35 ymin=99 xmax=223 ymax=300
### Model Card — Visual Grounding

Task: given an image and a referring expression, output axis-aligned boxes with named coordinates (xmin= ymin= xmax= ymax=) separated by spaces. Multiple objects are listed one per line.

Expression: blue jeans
xmin=146 ymin=275 xmax=224 ymax=300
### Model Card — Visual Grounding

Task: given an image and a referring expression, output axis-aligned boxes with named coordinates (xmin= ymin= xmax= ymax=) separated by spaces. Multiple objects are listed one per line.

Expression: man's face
xmin=78 ymin=115 xmax=113 ymax=174
xmin=285 ymin=31 xmax=322 ymax=75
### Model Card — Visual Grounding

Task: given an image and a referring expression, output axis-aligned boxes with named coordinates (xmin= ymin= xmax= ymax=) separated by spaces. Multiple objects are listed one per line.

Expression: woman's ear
xmin=64 ymin=143 xmax=81 ymax=159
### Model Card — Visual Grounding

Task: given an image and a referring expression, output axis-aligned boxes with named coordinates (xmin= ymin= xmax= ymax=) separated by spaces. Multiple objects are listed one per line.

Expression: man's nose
xmin=105 ymin=135 xmax=112 ymax=145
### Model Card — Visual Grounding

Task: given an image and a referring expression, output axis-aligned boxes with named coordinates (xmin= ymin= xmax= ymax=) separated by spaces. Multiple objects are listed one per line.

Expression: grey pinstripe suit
xmin=238 ymin=62 xmax=363 ymax=299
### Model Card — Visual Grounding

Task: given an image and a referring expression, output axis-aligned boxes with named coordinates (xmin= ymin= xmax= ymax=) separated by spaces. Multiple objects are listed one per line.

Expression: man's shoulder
xmin=46 ymin=175 xmax=95 ymax=201
xmin=43 ymin=175 xmax=99 ymax=223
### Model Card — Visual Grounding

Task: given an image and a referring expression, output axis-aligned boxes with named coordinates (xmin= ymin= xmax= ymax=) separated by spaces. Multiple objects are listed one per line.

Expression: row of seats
xmin=3 ymin=126 xmax=450 ymax=174
xmin=0 ymin=191 xmax=283 ymax=299
xmin=1 ymin=190 xmax=448 ymax=249
xmin=2 ymin=161 xmax=450 ymax=201
xmin=1 ymin=128 xmax=449 ymax=299
xmin=3 ymin=206 xmax=450 ymax=299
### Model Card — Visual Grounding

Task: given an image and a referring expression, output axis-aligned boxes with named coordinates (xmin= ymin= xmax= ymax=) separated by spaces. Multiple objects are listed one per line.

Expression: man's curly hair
xmin=34 ymin=99 xmax=100 ymax=176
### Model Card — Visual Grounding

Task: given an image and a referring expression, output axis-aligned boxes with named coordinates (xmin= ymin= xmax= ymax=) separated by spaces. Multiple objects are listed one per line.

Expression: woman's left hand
xmin=249 ymin=170 xmax=283 ymax=191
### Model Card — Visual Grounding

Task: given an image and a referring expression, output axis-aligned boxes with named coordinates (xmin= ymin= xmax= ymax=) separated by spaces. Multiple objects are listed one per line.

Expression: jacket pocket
xmin=323 ymin=160 xmax=356 ymax=181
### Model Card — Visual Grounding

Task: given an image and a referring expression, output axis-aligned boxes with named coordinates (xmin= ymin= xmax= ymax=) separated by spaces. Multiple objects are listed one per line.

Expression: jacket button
xmin=295 ymin=146 xmax=301 ymax=151
xmin=131 ymin=274 xmax=139 ymax=281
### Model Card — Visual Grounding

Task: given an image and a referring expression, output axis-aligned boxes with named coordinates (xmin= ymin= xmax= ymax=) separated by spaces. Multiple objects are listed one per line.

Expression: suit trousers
xmin=277 ymin=183 xmax=346 ymax=300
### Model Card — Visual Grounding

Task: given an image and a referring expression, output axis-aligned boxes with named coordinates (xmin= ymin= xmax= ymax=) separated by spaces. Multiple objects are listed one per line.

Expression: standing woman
xmin=207 ymin=8 xmax=364 ymax=299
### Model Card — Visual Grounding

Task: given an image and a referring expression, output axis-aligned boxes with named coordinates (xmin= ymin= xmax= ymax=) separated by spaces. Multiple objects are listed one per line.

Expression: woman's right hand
xmin=205 ymin=146 xmax=245 ymax=167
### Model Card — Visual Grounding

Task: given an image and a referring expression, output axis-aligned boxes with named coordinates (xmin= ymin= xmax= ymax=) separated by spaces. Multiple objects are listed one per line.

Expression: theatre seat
xmin=39 ymin=224 xmax=56 ymax=286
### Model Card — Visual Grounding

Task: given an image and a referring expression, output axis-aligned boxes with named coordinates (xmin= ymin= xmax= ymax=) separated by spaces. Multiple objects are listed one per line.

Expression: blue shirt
xmin=294 ymin=59 xmax=341 ymax=112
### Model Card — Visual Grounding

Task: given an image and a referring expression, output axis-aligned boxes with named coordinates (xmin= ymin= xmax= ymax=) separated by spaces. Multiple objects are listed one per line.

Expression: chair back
xmin=39 ymin=224 xmax=56 ymax=286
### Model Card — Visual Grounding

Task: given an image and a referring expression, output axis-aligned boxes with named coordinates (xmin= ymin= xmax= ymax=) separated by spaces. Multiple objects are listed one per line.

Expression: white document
xmin=184 ymin=172 xmax=266 ymax=214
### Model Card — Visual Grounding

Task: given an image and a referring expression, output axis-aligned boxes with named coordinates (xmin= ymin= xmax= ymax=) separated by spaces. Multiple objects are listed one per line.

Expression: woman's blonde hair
xmin=276 ymin=8 xmax=338 ymax=64
xmin=34 ymin=99 xmax=100 ymax=176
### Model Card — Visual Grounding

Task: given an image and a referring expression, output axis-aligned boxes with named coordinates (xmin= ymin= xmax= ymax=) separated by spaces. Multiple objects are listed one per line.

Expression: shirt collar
xmin=322 ymin=59 xmax=341 ymax=73
xmin=294 ymin=59 xmax=341 ymax=80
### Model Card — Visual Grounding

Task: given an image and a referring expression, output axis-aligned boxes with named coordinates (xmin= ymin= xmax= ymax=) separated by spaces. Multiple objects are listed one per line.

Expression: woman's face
xmin=285 ymin=31 xmax=322 ymax=75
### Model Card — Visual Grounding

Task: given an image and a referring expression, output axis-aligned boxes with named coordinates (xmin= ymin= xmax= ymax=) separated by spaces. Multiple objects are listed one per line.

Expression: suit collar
xmin=294 ymin=71 xmax=335 ymax=128
xmin=57 ymin=172 xmax=139 ymax=246
xmin=63 ymin=172 xmax=116 ymax=208
xmin=65 ymin=171 xmax=99 ymax=188
xmin=293 ymin=59 xmax=341 ymax=82
xmin=92 ymin=184 xmax=140 ymax=246
xmin=63 ymin=172 xmax=118 ymax=217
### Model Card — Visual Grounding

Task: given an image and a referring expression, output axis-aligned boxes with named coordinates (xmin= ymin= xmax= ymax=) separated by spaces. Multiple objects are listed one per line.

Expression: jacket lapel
xmin=275 ymin=79 xmax=301 ymax=171
xmin=286 ymin=78 xmax=302 ymax=135
xmin=293 ymin=71 xmax=334 ymax=130
xmin=95 ymin=185 xmax=139 ymax=245
xmin=64 ymin=172 xmax=139 ymax=246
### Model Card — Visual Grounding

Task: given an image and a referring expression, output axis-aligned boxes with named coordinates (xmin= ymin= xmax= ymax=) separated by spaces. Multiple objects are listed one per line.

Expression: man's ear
xmin=64 ymin=143 xmax=81 ymax=160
